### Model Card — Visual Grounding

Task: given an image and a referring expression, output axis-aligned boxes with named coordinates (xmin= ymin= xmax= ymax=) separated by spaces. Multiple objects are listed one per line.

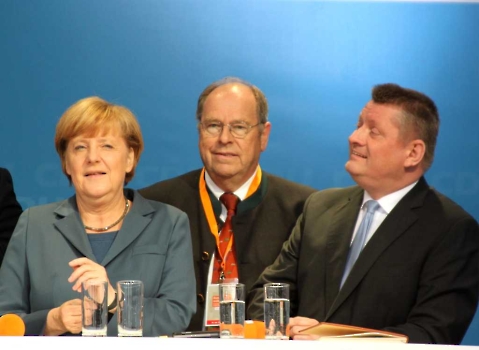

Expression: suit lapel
xmin=53 ymin=196 xmax=95 ymax=259
xmin=102 ymin=191 xmax=155 ymax=266
xmin=326 ymin=178 xmax=428 ymax=320
xmin=324 ymin=188 xmax=363 ymax=312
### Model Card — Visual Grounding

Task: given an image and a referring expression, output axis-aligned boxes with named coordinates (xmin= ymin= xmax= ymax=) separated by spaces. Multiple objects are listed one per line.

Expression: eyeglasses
xmin=199 ymin=120 xmax=263 ymax=139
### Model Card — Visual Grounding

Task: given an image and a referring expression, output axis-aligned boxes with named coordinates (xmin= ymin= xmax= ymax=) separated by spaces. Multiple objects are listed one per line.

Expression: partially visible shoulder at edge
xmin=0 ymin=167 xmax=11 ymax=180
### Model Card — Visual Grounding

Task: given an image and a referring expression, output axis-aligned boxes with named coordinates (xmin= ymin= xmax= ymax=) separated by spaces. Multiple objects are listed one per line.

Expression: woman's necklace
xmin=84 ymin=197 xmax=130 ymax=232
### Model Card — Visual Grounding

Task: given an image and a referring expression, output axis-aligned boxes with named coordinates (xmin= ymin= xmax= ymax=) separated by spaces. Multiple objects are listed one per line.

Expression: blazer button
xmin=197 ymin=294 xmax=205 ymax=304
xmin=201 ymin=251 xmax=210 ymax=261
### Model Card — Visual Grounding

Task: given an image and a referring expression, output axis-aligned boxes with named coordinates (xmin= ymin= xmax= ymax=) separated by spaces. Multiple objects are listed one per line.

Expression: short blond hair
xmin=54 ymin=96 xmax=144 ymax=184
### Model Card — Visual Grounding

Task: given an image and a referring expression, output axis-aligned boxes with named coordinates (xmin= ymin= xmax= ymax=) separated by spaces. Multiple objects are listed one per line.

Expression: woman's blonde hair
xmin=54 ymin=96 xmax=144 ymax=184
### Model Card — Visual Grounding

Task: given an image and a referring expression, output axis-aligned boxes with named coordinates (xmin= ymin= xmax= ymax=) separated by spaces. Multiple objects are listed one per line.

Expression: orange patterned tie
xmin=212 ymin=192 xmax=240 ymax=283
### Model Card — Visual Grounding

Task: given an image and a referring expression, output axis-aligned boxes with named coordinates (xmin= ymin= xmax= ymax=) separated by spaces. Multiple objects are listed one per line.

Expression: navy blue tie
xmin=340 ymin=200 xmax=380 ymax=289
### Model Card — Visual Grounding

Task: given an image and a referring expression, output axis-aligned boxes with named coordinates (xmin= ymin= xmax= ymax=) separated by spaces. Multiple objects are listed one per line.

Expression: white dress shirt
xmin=350 ymin=181 xmax=418 ymax=246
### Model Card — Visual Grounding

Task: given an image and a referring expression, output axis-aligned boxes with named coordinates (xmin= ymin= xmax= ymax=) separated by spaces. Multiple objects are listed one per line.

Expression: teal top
xmin=87 ymin=231 xmax=118 ymax=264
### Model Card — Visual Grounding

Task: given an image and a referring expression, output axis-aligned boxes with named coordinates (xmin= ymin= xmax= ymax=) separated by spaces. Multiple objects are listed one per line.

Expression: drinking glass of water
xmin=264 ymin=282 xmax=290 ymax=340
xmin=117 ymin=280 xmax=144 ymax=337
xmin=82 ymin=280 xmax=108 ymax=337
xmin=219 ymin=283 xmax=245 ymax=339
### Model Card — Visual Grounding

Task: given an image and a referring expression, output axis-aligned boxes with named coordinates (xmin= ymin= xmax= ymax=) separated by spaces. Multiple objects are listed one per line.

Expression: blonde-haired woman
xmin=0 ymin=96 xmax=195 ymax=336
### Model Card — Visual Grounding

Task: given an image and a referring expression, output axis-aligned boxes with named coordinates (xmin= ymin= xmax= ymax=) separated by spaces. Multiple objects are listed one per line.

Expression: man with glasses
xmin=139 ymin=77 xmax=316 ymax=331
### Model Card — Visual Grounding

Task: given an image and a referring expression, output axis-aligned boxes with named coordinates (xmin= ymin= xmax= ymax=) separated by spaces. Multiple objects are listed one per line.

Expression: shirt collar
xmin=204 ymin=168 xmax=258 ymax=201
xmin=363 ymin=181 xmax=418 ymax=214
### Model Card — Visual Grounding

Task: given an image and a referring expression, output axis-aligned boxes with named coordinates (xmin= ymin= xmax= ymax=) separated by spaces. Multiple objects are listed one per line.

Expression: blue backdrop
xmin=1 ymin=0 xmax=478 ymax=343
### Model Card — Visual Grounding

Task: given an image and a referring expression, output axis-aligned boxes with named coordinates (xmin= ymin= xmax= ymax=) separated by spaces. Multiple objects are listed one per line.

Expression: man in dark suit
xmin=247 ymin=83 xmax=479 ymax=344
xmin=139 ymin=77 xmax=317 ymax=331
xmin=0 ymin=167 xmax=22 ymax=266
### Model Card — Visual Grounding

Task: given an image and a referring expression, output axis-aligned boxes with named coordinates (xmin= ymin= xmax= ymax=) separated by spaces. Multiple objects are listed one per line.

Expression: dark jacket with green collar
xmin=139 ymin=169 xmax=317 ymax=331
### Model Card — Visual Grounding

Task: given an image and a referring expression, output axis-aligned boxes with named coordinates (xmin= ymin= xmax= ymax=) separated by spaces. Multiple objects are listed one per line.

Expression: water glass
xmin=264 ymin=282 xmax=290 ymax=340
xmin=219 ymin=283 xmax=245 ymax=339
xmin=82 ymin=280 xmax=108 ymax=337
xmin=117 ymin=280 xmax=144 ymax=337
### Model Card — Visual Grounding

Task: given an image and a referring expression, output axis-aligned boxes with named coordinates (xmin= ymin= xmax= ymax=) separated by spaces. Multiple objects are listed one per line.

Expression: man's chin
xmin=207 ymin=167 xmax=237 ymax=181
xmin=345 ymin=162 xmax=361 ymax=178
xmin=345 ymin=160 xmax=354 ymax=173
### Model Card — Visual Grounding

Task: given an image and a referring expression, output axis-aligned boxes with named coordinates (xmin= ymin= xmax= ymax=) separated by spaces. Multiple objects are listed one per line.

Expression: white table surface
xmin=1 ymin=336 xmax=478 ymax=349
